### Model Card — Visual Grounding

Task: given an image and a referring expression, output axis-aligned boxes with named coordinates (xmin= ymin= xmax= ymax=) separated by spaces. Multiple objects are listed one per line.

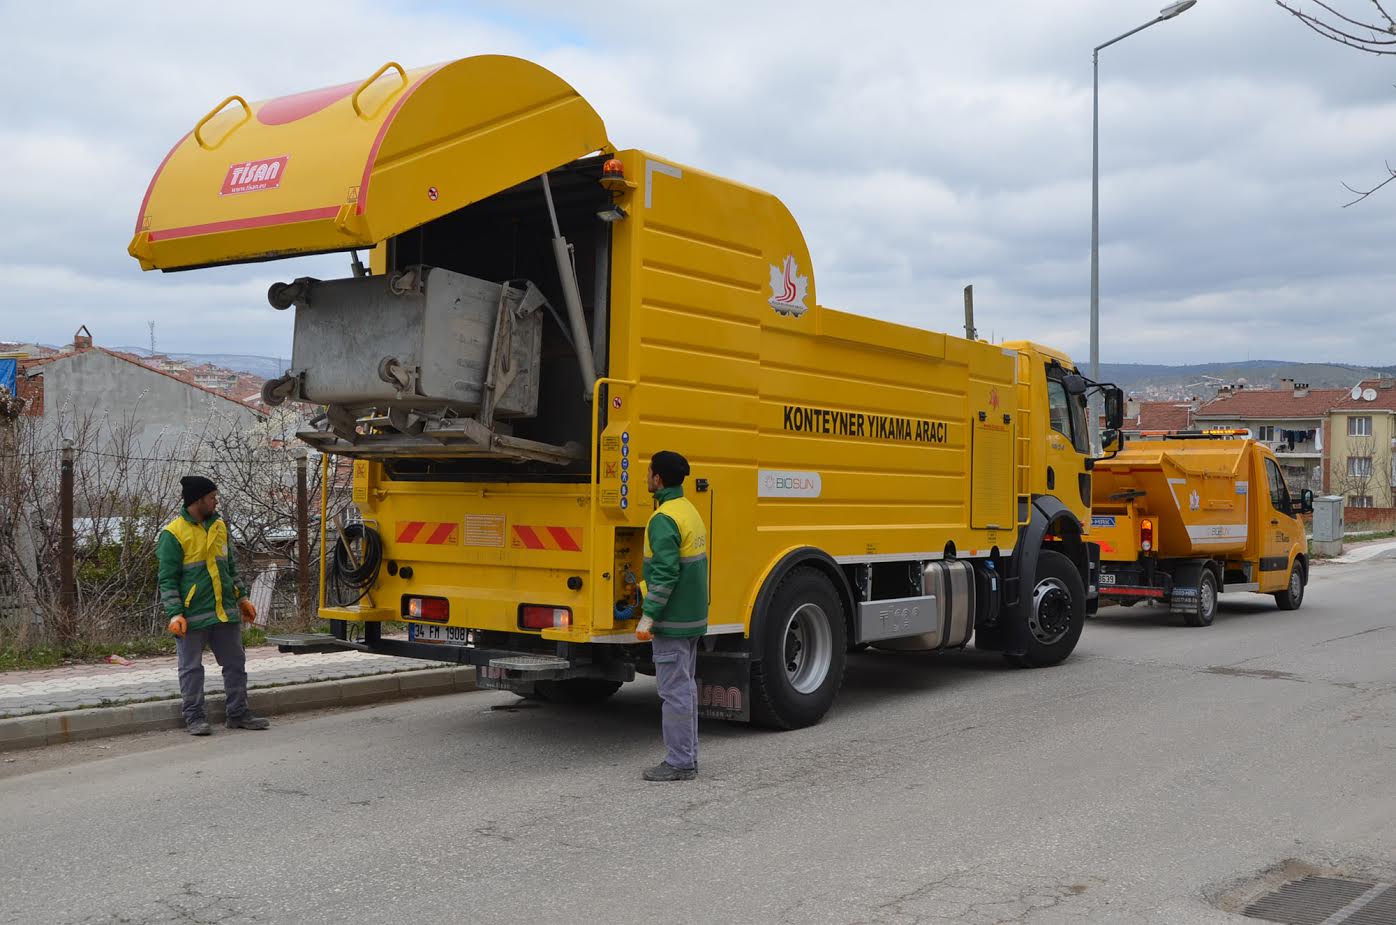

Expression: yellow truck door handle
xmin=352 ymin=62 xmax=407 ymax=118
xmin=194 ymin=95 xmax=251 ymax=149
xmin=1270 ymin=519 xmax=1279 ymax=525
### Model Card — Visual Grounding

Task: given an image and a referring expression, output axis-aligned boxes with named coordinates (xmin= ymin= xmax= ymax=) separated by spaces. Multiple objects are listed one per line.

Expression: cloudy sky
xmin=1 ymin=0 xmax=1392 ymax=367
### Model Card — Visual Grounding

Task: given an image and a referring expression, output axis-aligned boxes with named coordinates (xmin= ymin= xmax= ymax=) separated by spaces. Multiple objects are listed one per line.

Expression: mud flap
xmin=696 ymin=651 xmax=751 ymax=722
xmin=1167 ymin=561 xmax=1205 ymax=614
xmin=1086 ymin=542 xmax=1101 ymax=615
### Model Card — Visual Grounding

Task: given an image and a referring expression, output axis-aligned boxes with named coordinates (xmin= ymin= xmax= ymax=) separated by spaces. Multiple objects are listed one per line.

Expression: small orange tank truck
xmin=1090 ymin=430 xmax=1313 ymax=626
xmin=128 ymin=55 xmax=1125 ymax=728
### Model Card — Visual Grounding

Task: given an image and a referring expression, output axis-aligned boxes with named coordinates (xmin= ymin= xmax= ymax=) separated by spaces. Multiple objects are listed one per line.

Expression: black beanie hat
xmin=650 ymin=450 xmax=690 ymax=488
xmin=181 ymin=475 xmax=217 ymax=506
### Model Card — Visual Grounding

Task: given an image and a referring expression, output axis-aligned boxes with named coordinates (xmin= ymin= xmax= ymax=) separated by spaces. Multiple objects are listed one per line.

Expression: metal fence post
xmin=59 ymin=438 xmax=76 ymax=638
xmin=296 ymin=450 xmax=310 ymax=628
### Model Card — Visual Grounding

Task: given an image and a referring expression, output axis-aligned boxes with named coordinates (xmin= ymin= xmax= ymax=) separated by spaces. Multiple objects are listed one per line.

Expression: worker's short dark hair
xmin=650 ymin=450 xmax=690 ymax=488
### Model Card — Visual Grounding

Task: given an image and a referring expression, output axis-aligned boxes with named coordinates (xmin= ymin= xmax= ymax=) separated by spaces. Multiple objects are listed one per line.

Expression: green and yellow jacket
xmin=641 ymin=486 xmax=709 ymax=638
xmin=156 ymin=508 xmax=247 ymax=631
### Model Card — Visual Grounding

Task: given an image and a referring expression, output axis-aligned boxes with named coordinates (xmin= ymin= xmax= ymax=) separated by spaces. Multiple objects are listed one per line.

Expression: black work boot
xmin=187 ymin=720 xmax=212 ymax=736
xmin=225 ymin=713 xmax=270 ymax=730
xmin=643 ymin=762 xmax=696 ymax=782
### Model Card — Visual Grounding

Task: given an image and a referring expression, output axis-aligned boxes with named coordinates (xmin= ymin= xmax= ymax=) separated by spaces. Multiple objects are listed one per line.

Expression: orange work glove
xmin=168 ymin=615 xmax=188 ymax=637
xmin=238 ymin=598 xmax=257 ymax=624
xmin=635 ymin=615 xmax=654 ymax=642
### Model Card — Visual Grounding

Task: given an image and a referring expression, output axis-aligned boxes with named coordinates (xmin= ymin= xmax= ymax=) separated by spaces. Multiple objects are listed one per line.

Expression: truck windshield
xmin=1047 ymin=375 xmax=1092 ymax=455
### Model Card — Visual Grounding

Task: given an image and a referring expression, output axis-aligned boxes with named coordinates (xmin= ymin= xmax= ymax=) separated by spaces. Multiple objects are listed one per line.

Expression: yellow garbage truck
xmin=1090 ymin=431 xmax=1313 ymax=626
xmin=129 ymin=55 xmax=1124 ymax=728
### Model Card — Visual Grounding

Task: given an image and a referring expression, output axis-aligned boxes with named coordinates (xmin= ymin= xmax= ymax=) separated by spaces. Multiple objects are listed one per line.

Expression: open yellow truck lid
xmin=129 ymin=55 xmax=610 ymax=271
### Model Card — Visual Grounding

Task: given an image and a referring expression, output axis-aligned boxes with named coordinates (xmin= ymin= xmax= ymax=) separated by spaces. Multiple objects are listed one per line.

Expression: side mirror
xmin=1291 ymin=488 xmax=1314 ymax=516
xmin=1103 ymin=386 xmax=1124 ymax=430
xmin=1062 ymin=373 xmax=1087 ymax=396
xmin=1101 ymin=428 xmax=1124 ymax=454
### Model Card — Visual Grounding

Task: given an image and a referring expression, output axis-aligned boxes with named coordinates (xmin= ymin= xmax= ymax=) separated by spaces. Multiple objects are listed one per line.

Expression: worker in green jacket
xmin=156 ymin=476 xmax=268 ymax=736
xmin=627 ymin=450 xmax=708 ymax=781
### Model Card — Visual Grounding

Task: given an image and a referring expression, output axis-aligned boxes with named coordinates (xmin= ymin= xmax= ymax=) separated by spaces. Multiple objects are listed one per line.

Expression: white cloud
xmin=0 ymin=0 xmax=1391 ymax=369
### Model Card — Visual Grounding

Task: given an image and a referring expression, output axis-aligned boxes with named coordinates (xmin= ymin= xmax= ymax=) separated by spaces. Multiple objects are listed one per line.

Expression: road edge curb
xmin=0 ymin=666 xmax=477 ymax=752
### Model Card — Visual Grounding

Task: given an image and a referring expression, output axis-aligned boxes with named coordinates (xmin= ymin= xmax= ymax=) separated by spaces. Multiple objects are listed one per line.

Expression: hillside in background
xmin=1099 ymin=360 xmax=1396 ymax=400
xmin=112 ymin=348 xmax=287 ymax=380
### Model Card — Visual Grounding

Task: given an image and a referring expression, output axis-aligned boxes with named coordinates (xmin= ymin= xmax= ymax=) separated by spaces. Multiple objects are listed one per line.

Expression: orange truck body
xmin=1089 ymin=433 xmax=1310 ymax=624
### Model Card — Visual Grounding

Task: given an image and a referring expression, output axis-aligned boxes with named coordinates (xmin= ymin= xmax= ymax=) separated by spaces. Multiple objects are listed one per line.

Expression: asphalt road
xmin=3 ymin=556 xmax=1393 ymax=925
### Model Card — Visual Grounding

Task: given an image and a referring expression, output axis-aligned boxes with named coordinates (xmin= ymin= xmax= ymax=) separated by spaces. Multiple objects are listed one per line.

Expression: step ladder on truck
xmin=1090 ymin=429 xmax=1314 ymax=626
xmin=128 ymin=54 xmax=1125 ymax=728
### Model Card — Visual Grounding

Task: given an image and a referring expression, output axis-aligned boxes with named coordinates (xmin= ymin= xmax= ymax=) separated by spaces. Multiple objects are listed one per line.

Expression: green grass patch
xmin=0 ymin=626 xmax=271 ymax=672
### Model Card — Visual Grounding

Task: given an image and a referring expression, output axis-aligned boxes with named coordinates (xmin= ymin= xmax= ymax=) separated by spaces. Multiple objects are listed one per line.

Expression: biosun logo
xmin=221 ymin=156 xmax=289 ymax=195
xmin=768 ymin=255 xmax=809 ymax=317
xmin=759 ymin=469 xmax=822 ymax=499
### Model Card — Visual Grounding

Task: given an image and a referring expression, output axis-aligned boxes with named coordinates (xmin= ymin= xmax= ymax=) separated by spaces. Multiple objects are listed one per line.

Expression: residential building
xmin=17 ymin=328 xmax=260 ymax=457
xmin=1122 ymin=399 xmax=1197 ymax=436
xmin=1193 ymin=380 xmax=1340 ymax=496
xmin=1325 ymin=378 xmax=1396 ymax=509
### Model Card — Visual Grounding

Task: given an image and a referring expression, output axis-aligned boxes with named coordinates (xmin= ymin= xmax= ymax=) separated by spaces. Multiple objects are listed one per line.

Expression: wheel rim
xmin=1200 ymin=576 xmax=1217 ymax=618
xmin=1290 ymin=569 xmax=1302 ymax=600
xmin=1029 ymin=577 xmax=1073 ymax=645
xmin=781 ymin=602 xmax=833 ymax=694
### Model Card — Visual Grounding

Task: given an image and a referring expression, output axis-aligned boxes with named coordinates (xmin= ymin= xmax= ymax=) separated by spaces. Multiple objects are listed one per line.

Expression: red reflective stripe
xmin=1104 ymin=586 xmax=1164 ymax=598
xmin=513 ymin=525 xmax=545 ymax=549
xmin=358 ymin=65 xmax=444 ymax=216
xmin=548 ymin=526 xmax=581 ymax=552
xmin=148 ymin=206 xmax=340 ymax=241
xmin=135 ymin=131 xmax=192 ymax=234
xmin=397 ymin=522 xmax=424 ymax=543
xmin=427 ymin=523 xmax=456 ymax=545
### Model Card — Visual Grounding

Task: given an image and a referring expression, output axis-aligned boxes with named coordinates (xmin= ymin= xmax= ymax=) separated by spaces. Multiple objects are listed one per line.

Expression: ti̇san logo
xmin=221 ymin=156 xmax=289 ymax=195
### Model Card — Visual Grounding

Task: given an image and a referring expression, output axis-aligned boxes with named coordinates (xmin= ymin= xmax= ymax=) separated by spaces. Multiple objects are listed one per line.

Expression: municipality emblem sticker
xmin=768 ymin=255 xmax=809 ymax=317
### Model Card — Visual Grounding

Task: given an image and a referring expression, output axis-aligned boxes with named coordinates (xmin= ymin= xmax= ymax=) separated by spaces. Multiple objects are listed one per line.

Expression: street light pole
xmin=1090 ymin=0 xmax=1198 ymax=380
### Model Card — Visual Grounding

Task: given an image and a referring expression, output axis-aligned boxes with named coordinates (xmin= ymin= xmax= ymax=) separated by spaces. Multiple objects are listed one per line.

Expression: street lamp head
xmin=1159 ymin=0 xmax=1197 ymax=19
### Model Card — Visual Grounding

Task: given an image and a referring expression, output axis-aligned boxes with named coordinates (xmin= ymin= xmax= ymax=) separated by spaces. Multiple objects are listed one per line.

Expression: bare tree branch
xmin=1276 ymin=0 xmax=1396 ymax=54
xmin=1341 ymin=161 xmax=1396 ymax=205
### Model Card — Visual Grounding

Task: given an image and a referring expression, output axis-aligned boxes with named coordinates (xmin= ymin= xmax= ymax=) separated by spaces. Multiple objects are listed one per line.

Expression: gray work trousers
xmin=652 ymin=635 xmax=699 ymax=770
xmin=176 ymin=621 xmax=248 ymax=725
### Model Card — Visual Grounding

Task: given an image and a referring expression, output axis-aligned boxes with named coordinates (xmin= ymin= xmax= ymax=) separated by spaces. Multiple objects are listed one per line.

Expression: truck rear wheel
xmin=531 ymin=678 xmax=623 ymax=704
xmin=1183 ymin=569 xmax=1219 ymax=627
xmin=750 ymin=568 xmax=847 ymax=730
xmin=1007 ymin=550 xmax=1086 ymax=668
xmin=1274 ymin=561 xmax=1305 ymax=611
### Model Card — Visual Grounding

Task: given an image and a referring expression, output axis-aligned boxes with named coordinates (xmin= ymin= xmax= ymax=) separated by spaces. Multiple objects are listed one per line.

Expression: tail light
xmin=519 ymin=605 xmax=571 ymax=630
xmin=1140 ymin=518 xmax=1154 ymax=553
xmin=405 ymin=596 xmax=449 ymax=622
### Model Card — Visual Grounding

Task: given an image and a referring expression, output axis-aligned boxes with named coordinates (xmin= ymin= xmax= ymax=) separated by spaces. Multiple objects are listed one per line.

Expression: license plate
xmin=1099 ymin=574 xmax=1116 ymax=585
xmin=413 ymin=624 xmax=467 ymax=644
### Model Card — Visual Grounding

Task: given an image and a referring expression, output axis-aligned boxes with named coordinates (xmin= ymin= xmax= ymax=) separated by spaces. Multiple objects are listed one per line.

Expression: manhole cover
xmin=1243 ymin=876 xmax=1396 ymax=925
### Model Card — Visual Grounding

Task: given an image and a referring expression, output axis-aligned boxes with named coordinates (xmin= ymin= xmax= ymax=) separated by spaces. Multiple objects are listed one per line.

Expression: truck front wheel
xmin=750 ymin=568 xmax=847 ymax=730
xmin=1274 ymin=561 xmax=1306 ymax=611
xmin=1183 ymin=569 xmax=1219 ymax=627
xmin=1007 ymin=550 xmax=1086 ymax=668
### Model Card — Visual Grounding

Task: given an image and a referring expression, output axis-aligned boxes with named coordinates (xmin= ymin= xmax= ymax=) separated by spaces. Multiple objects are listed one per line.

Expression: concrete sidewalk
xmin=0 ymin=644 xmax=476 ymax=751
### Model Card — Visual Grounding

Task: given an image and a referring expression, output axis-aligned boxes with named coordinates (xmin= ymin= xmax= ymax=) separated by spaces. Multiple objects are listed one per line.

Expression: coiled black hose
xmin=332 ymin=522 xmax=382 ymax=605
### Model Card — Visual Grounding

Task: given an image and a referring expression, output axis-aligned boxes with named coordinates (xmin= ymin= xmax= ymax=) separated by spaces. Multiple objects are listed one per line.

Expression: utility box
xmin=1312 ymin=495 xmax=1344 ymax=556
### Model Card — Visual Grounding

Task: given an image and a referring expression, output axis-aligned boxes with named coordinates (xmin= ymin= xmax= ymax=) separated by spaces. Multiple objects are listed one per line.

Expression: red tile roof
xmin=1328 ymin=379 xmax=1396 ymax=413
xmin=1129 ymin=400 xmax=1195 ymax=432
xmin=1195 ymin=387 xmax=1347 ymax=420
xmin=17 ymin=348 xmax=261 ymax=417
